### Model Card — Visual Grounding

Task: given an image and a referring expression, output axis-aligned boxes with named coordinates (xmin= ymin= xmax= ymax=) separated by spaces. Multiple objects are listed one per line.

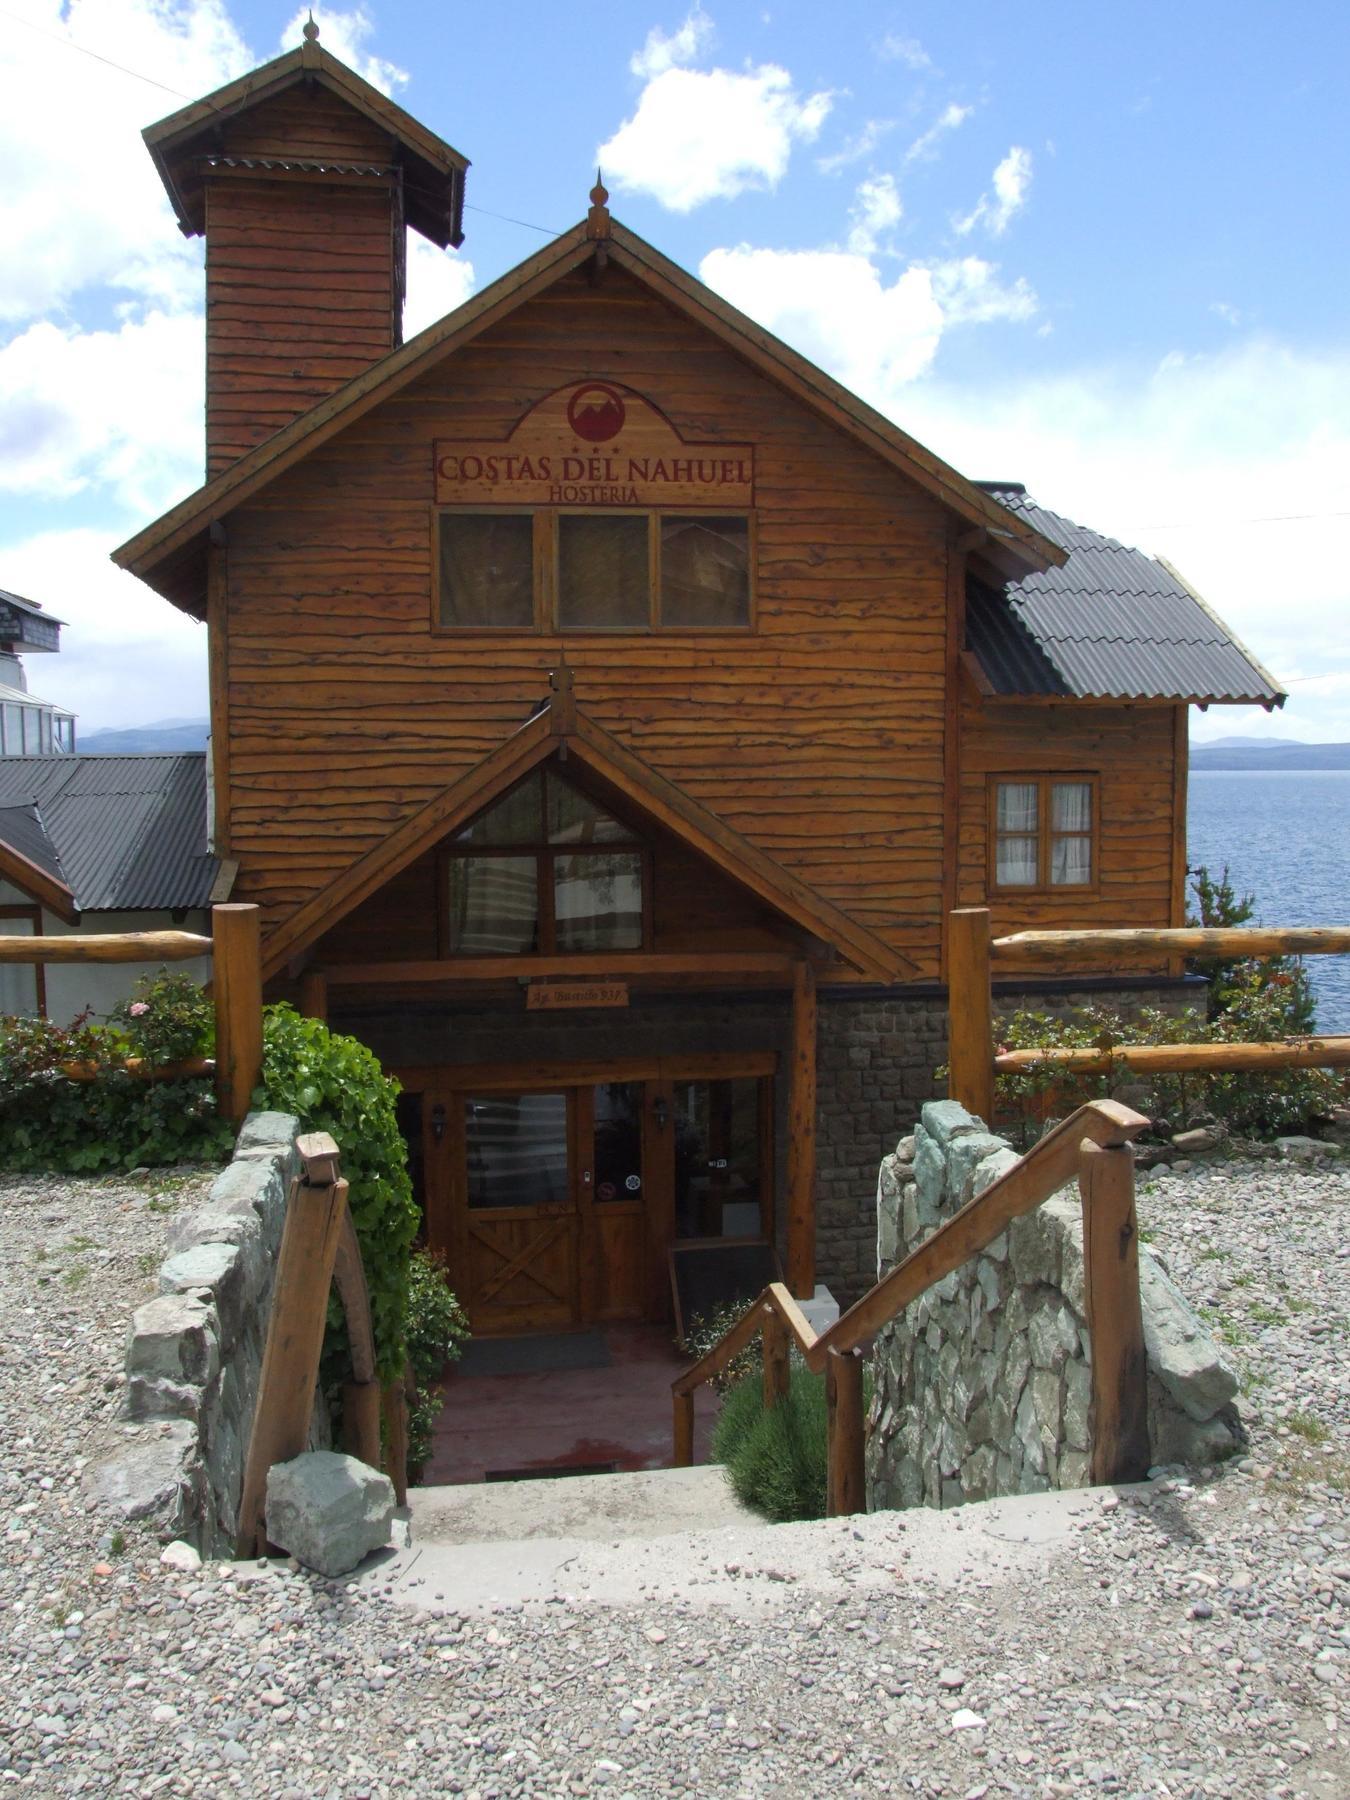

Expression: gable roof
xmin=964 ymin=487 xmax=1285 ymax=707
xmin=0 ymin=755 xmax=221 ymax=912
xmin=0 ymin=803 xmax=77 ymax=922
xmin=262 ymin=683 xmax=912 ymax=984
xmin=143 ymin=34 xmax=468 ymax=247
xmin=113 ymin=218 xmax=1064 ymax=616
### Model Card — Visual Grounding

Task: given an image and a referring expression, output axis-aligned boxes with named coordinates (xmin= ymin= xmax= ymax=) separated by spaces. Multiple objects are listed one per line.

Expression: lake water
xmin=1187 ymin=769 xmax=1350 ymax=1032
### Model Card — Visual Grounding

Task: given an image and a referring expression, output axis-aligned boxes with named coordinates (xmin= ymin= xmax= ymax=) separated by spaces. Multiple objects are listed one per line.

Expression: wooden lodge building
xmin=114 ymin=28 xmax=1282 ymax=1334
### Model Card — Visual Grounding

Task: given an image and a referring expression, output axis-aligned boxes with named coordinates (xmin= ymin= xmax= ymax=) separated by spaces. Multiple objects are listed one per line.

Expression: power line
xmin=1136 ymin=508 xmax=1350 ymax=531
xmin=0 ymin=4 xmax=195 ymax=101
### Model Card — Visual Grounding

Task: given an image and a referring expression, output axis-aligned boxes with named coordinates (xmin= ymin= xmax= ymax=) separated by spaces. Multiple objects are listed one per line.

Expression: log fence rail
xmin=948 ymin=908 xmax=1350 ymax=1127
xmin=0 ymin=902 xmax=262 ymax=1124
xmin=673 ymin=1098 xmax=1151 ymax=1515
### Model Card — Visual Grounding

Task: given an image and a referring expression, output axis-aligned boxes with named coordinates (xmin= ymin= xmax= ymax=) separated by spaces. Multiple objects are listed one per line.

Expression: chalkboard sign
xmin=668 ymin=1238 xmax=782 ymax=1342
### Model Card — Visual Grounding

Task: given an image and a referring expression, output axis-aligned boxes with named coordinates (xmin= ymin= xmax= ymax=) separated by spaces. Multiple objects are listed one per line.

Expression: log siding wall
xmin=222 ymin=265 xmax=955 ymax=976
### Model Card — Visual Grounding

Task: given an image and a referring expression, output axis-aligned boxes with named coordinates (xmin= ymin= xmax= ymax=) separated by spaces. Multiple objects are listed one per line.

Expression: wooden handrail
xmin=995 ymin=1037 xmax=1350 ymax=1075
xmin=992 ymin=925 xmax=1350 ymax=960
xmin=672 ymin=1099 xmax=1150 ymax=1514
xmin=808 ymin=1100 xmax=1148 ymax=1365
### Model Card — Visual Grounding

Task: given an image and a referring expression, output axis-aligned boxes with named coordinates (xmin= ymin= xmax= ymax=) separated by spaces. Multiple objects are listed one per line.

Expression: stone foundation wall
xmin=866 ymin=1100 xmax=1241 ymax=1511
xmin=88 ymin=1111 xmax=320 ymax=1555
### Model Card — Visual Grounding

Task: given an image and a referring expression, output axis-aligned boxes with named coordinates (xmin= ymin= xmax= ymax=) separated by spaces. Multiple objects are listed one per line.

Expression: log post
xmin=381 ymin=1371 xmax=410 ymax=1505
xmin=298 ymin=968 xmax=328 ymax=1022
xmin=1079 ymin=1140 xmax=1150 ymax=1485
xmin=234 ymin=1133 xmax=348 ymax=1558
xmin=785 ymin=960 xmax=818 ymax=1301
xmin=762 ymin=1306 xmax=791 ymax=1411
xmin=825 ymin=1347 xmax=866 ymax=1517
xmin=673 ymin=1391 xmax=695 ymax=1467
xmin=213 ymin=903 xmax=263 ymax=1126
xmin=948 ymin=907 xmax=994 ymax=1125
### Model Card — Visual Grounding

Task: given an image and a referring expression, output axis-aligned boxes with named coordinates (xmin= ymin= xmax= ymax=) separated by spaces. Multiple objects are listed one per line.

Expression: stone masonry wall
xmin=87 ymin=1111 xmax=317 ymax=1555
xmin=867 ymin=1100 xmax=1242 ymax=1510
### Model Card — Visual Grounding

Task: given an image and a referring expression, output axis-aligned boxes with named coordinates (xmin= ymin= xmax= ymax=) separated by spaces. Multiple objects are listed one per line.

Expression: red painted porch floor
xmin=421 ymin=1324 xmax=719 ymax=1488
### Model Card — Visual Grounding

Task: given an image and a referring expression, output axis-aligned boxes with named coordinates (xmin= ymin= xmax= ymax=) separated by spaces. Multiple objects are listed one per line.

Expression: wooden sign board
xmin=435 ymin=382 xmax=754 ymax=509
xmin=526 ymin=980 xmax=630 ymax=1011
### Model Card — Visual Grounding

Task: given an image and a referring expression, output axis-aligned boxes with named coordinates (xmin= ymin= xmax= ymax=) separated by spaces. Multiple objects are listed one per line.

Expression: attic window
xmin=443 ymin=770 xmax=648 ymax=955
xmin=435 ymin=511 xmax=752 ymax=631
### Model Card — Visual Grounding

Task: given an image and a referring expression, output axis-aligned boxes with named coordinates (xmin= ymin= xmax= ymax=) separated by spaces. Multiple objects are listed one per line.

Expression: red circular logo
xmin=566 ymin=382 xmax=626 ymax=443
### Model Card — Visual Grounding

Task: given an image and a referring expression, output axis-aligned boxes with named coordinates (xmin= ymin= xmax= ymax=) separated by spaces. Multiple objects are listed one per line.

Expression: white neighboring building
xmin=0 ymin=588 xmax=76 ymax=756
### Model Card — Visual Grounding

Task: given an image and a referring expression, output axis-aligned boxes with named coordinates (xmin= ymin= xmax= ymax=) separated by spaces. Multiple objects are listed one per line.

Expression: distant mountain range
xmin=80 ymin=718 xmax=209 ymax=754
xmin=1192 ymin=737 xmax=1350 ymax=770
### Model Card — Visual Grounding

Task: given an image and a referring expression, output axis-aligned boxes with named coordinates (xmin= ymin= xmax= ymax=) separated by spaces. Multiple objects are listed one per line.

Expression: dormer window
xmin=436 ymin=511 xmax=752 ymax=632
xmin=443 ymin=770 xmax=648 ymax=954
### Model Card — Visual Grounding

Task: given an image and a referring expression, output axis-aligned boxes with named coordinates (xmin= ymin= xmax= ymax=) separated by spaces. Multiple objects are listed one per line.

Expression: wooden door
xmin=458 ymin=1090 xmax=580 ymax=1334
xmin=582 ymin=1080 xmax=649 ymax=1322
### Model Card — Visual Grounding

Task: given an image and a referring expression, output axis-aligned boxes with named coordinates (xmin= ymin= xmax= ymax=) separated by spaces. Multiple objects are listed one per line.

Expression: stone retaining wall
xmin=87 ymin=1111 xmax=322 ymax=1555
xmin=866 ymin=1100 xmax=1242 ymax=1510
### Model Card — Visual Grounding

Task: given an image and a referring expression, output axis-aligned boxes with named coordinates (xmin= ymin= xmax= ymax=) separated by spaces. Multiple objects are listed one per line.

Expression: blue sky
xmin=2 ymin=1 xmax=1348 ymax=740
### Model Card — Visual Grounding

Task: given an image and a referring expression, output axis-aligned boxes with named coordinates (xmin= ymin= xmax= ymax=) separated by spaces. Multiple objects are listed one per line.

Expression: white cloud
xmin=0 ymin=0 xmax=251 ymax=324
xmin=879 ymin=33 xmax=931 ymax=71
xmin=599 ymin=63 xmax=832 ymax=211
xmin=847 ymin=174 xmax=902 ymax=254
xmin=277 ymin=6 xmax=407 ymax=95
xmin=0 ymin=311 xmax=203 ymax=514
xmin=2 ymin=528 xmax=208 ymax=733
xmin=1210 ymin=301 xmax=1243 ymax=327
xmin=630 ymin=7 xmax=714 ymax=79
xmin=905 ymin=101 xmax=974 ymax=165
xmin=403 ymin=239 xmax=477 ymax=337
xmin=818 ymin=118 xmax=895 ymax=176
xmin=955 ymin=145 xmax=1033 ymax=237
xmin=898 ymin=340 xmax=1350 ymax=739
xmin=700 ymin=241 xmax=1036 ymax=395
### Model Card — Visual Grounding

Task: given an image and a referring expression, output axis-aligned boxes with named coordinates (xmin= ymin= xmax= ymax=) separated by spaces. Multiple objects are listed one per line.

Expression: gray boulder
xmin=265 ymin=1451 xmax=394 ymax=1577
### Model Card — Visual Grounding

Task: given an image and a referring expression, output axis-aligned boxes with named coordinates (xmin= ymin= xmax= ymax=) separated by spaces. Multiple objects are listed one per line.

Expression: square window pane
xmin=996 ymin=782 xmax=1037 ymax=833
xmin=594 ymin=1082 xmax=643 ymax=1203
xmin=465 ymin=1093 xmax=568 ymax=1209
xmin=457 ymin=775 xmax=544 ymax=845
xmin=1052 ymin=782 xmax=1092 ymax=832
xmin=660 ymin=517 xmax=750 ymax=628
xmin=1051 ymin=836 xmax=1091 ymax=886
xmin=447 ymin=856 xmax=539 ymax=953
xmin=553 ymin=851 xmax=643 ymax=951
xmin=439 ymin=513 xmax=534 ymax=628
xmin=546 ymin=772 xmax=631 ymax=845
xmin=558 ymin=515 xmax=649 ymax=630
xmin=996 ymin=835 xmax=1038 ymax=886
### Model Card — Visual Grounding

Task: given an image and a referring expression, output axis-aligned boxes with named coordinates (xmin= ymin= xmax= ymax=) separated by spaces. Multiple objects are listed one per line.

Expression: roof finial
xmin=302 ymin=11 xmax=320 ymax=42
xmin=587 ymin=168 xmax=611 ymax=240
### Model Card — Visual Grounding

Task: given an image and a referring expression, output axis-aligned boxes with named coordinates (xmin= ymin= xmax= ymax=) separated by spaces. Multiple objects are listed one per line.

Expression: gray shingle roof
xmin=0 ymin=754 xmax=216 ymax=912
xmin=967 ymin=488 xmax=1285 ymax=706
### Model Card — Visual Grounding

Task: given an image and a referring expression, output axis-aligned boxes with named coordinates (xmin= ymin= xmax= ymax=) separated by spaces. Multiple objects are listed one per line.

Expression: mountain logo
xmin=566 ymin=382 xmax=626 ymax=443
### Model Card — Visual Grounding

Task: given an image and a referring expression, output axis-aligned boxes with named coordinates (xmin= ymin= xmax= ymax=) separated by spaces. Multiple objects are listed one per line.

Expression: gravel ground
xmin=0 ymin=1158 xmax=1347 ymax=1799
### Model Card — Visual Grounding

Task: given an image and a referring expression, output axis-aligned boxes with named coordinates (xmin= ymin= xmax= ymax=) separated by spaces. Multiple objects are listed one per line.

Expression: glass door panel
xmin=466 ymin=1093 xmax=569 ymax=1210
xmin=674 ymin=1077 xmax=765 ymax=1240
xmin=587 ymin=1080 xmax=647 ymax=1321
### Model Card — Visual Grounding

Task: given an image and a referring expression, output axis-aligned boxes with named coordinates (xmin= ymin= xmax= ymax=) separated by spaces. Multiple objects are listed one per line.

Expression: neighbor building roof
xmin=0 ymin=754 xmax=219 ymax=912
xmin=965 ymin=487 xmax=1285 ymax=707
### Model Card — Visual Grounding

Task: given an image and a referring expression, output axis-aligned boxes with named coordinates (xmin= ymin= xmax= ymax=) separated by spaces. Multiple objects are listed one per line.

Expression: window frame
xmin=987 ymin=773 xmax=1100 ymax=896
xmin=431 ymin=506 xmax=756 ymax=635
xmin=436 ymin=771 xmax=655 ymax=957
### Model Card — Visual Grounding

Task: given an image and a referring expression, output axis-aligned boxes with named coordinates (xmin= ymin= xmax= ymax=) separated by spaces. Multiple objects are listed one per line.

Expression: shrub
xmin=404 ymin=1248 xmax=470 ymax=1482
xmin=256 ymin=1004 xmax=420 ymax=1381
xmin=676 ymin=1299 xmax=762 ymax=1394
xmin=712 ymin=1363 xmax=853 ymax=1523
xmin=0 ymin=973 xmax=230 ymax=1171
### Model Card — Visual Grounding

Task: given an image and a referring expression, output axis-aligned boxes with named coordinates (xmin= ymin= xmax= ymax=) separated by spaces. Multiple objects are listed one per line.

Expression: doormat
xmin=455 ymin=1331 xmax=613 ymax=1378
xmin=485 ymin=1462 xmax=619 ymax=1482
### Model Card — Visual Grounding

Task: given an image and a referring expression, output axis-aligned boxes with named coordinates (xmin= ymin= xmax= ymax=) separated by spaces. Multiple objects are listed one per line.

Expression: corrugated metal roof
xmin=0 ymin=755 xmax=216 ymax=911
xmin=967 ymin=488 xmax=1285 ymax=705
xmin=0 ymin=803 xmax=67 ymax=887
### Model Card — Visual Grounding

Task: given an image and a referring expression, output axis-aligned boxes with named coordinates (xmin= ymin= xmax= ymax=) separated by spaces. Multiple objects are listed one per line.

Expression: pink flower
xmin=129 ymin=1002 xmax=149 ymax=1017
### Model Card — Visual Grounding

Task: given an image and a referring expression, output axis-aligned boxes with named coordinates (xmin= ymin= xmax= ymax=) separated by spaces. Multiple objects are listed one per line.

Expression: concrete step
xmin=408 ymin=1464 xmax=755 ymax=1547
